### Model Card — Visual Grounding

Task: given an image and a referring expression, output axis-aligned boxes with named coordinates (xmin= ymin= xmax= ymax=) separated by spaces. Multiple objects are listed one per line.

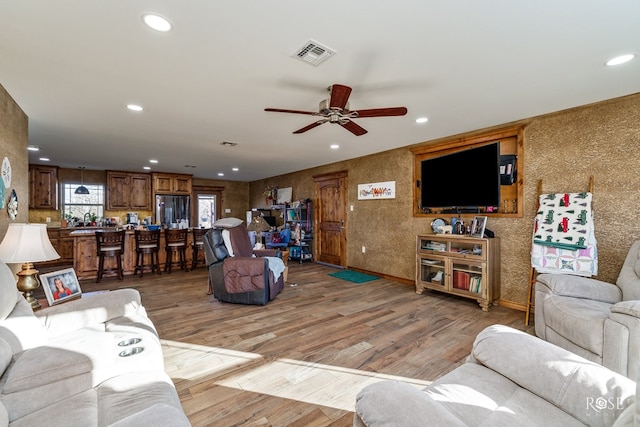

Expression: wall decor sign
xmin=358 ymin=181 xmax=396 ymax=200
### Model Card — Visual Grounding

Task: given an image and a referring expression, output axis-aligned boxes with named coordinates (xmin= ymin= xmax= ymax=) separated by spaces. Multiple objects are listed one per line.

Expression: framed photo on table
xmin=471 ymin=216 xmax=487 ymax=238
xmin=41 ymin=268 xmax=82 ymax=306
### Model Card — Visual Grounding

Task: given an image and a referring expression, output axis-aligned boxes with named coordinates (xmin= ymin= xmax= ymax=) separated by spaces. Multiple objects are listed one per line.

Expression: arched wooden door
xmin=313 ymin=171 xmax=348 ymax=267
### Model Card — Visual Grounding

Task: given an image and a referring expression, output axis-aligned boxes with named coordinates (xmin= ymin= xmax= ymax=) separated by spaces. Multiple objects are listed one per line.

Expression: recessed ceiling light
xmin=232 ymin=167 xmax=239 ymax=172
xmin=606 ymin=54 xmax=636 ymax=66
xmin=127 ymin=104 xmax=143 ymax=112
xmin=143 ymin=166 xmax=151 ymax=170
xmin=416 ymin=117 xmax=429 ymax=124
xmin=330 ymin=144 xmax=340 ymax=149
xmin=27 ymin=145 xmax=40 ymax=151
xmin=218 ymin=172 xmax=224 ymax=177
xmin=142 ymin=14 xmax=172 ymax=32
xmin=149 ymin=159 xmax=158 ymax=164
xmin=39 ymin=157 xmax=50 ymax=162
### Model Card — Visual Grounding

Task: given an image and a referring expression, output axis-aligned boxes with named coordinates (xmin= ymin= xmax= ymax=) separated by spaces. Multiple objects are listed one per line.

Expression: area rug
xmin=328 ymin=269 xmax=380 ymax=284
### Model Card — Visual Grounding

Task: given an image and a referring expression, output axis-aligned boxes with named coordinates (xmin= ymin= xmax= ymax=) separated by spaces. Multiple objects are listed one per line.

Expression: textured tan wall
xmin=0 ymin=85 xmax=29 ymax=237
xmin=191 ymin=178 xmax=250 ymax=220
xmin=249 ymin=92 xmax=640 ymax=308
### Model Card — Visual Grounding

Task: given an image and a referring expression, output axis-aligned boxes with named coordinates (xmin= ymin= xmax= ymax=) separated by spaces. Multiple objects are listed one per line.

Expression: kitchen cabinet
xmin=152 ymin=173 xmax=192 ymax=195
xmin=106 ymin=171 xmax=151 ymax=210
xmin=38 ymin=228 xmax=74 ymax=267
xmin=29 ymin=165 xmax=58 ymax=209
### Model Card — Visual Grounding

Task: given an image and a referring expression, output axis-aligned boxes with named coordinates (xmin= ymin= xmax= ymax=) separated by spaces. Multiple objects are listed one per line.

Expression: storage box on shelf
xmin=416 ymin=234 xmax=500 ymax=311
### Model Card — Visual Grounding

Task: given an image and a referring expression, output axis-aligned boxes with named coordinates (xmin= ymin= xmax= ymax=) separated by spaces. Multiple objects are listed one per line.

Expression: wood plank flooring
xmin=71 ymin=262 xmax=527 ymax=426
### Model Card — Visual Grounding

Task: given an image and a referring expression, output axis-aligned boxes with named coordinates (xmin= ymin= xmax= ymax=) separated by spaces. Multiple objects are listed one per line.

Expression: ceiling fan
xmin=265 ymin=84 xmax=407 ymax=136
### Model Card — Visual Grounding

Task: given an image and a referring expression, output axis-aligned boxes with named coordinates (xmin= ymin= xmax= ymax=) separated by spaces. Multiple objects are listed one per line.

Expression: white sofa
xmin=354 ymin=325 xmax=638 ymax=427
xmin=0 ymin=261 xmax=190 ymax=426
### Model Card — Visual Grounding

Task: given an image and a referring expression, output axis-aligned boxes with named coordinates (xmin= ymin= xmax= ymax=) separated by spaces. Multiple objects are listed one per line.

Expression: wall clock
xmin=431 ymin=218 xmax=446 ymax=234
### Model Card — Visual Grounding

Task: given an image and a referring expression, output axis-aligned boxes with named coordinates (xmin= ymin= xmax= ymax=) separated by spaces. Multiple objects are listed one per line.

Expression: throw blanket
xmin=531 ymin=222 xmax=598 ymax=276
xmin=531 ymin=191 xmax=597 ymax=276
xmin=265 ymin=256 xmax=285 ymax=282
xmin=533 ymin=192 xmax=593 ymax=250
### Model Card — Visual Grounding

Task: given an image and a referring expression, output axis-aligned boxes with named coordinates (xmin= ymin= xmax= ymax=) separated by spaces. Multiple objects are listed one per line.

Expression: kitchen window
xmin=62 ymin=183 xmax=105 ymax=223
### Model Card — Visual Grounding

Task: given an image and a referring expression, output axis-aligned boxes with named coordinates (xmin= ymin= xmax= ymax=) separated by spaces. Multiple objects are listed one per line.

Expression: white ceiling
xmin=1 ymin=1 xmax=639 ymax=182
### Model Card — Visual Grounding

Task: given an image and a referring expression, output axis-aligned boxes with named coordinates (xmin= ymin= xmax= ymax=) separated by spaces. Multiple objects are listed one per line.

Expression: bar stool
xmin=95 ymin=230 xmax=126 ymax=283
xmin=164 ymin=229 xmax=188 ymax=273
xmin=191 ymin=228 xmax=209 ymax=270
xmin=134 ymin=229 xmax=161 ymax=278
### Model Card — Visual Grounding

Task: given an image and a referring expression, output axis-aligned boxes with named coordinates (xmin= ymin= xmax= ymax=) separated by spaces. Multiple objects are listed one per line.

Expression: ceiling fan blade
xmin=352 ymin=107 xmax=408 ymax=118
xmin=293 ymin=120 xmax=327 ymax=134
xmin=265 ymin=108 xmax=317 ymax=115
xmin=340 ymin=120 xmax=368 ymax=136
xmin=329 ymin=84 xmax=352 ymax=110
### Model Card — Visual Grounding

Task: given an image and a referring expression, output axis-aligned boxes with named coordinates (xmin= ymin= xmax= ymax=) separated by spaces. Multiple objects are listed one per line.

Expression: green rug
xmin=328 ymin=269 xmax=380 ymax=284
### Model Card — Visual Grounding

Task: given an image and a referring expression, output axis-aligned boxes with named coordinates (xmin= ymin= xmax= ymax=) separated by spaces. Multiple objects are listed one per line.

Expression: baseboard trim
xmin=497 ymin=299 xmax=526 ymax=312
xmin=346 ymin=266 xmax=415 ymax=286
xmin=346 ymin=266 xmax=527 ymax=311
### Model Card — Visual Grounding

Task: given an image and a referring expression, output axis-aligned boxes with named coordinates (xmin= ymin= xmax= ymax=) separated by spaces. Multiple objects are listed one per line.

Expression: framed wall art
xmin=357 ymin=181 xmax=396 ymax=200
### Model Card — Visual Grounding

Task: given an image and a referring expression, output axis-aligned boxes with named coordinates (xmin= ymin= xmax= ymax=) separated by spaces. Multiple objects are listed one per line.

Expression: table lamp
xmin=0 ymin=223 xmax=60 ymax=310
xmin=246 ymin=216 xmax=271 ymax=245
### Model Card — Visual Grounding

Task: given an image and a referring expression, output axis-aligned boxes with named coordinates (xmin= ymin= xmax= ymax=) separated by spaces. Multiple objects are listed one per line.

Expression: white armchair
xmin=535 ymin=240 xmax=640 ymax=380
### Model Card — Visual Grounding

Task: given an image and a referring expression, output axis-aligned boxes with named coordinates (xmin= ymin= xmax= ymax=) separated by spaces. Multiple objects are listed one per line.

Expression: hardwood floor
xmin=73 ymin=262 xmax=527 ymax=426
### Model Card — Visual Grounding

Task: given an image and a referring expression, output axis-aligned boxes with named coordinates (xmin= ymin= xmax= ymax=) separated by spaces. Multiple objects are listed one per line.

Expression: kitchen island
xmin=71 ymin=228 xmax=198 ymax=280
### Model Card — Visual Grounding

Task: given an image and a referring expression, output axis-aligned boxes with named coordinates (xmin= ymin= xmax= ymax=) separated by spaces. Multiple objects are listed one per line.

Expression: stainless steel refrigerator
xmin=155 ymin=195 xmax=190 ymax=227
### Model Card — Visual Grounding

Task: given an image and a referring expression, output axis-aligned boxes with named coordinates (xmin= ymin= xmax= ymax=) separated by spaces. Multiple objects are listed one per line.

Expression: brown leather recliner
xmin=202 ymin=224 xmax=285 ymax=305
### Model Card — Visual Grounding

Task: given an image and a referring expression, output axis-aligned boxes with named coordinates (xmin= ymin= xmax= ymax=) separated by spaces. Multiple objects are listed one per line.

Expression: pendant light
xmin=75 ymin=166 xmax=90 ymax=195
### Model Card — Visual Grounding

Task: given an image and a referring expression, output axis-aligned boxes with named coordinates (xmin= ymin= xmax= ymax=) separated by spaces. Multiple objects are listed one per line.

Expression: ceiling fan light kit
xmin=265 ymin=83 xmax=407 ymax=136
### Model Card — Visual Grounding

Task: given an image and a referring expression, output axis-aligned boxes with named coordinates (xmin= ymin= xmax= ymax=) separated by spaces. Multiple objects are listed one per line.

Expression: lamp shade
xmin=74 ymin=185 xmax=90 ymax=195
xmin=0 ymin=223 xmax=60 ymax=263
xmin=246 ymin=216 xmax=271 ymax=233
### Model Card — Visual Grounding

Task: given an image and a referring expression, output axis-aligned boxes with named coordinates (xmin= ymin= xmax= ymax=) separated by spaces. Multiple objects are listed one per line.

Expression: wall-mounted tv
xmin=420 ymin=143 xmax=500 ymax=210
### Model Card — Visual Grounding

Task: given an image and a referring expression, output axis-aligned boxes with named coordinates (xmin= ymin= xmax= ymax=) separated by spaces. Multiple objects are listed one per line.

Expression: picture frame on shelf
xmin=41 ymin=268 xmax=82 ymax=306
xmin=471 ymin=216 xmax=487 ymax=238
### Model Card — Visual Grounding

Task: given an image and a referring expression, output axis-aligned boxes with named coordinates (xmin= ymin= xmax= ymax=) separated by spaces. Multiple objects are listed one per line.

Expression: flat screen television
xmin=420 ymin=143 xmax=500 ymax=210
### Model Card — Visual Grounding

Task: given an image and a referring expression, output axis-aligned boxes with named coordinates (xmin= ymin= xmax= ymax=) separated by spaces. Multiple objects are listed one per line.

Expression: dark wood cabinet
xmin=106 ymin=171 xmax=151 ymax=210
xmin=152 ymin=173 xmax=192 ymax=195
xmin=29 ymin=165 xmax=58 ymax=209
xmin=39 ymin=228 xmax=74 ymax=267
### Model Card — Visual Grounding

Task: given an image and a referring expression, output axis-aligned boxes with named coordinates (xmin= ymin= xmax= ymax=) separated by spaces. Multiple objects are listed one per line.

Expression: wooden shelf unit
xmin=416 ymin=234 xmax=500 ymax=311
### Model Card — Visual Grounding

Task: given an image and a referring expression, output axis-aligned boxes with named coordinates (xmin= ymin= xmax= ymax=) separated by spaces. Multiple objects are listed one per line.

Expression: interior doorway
xmin=193 ymin=186 xmax=223 ymax=228
xmin=197 ymin=195 xmax=217 ymax=228
xmin=313 ymin=171 xmax=348 ymax=268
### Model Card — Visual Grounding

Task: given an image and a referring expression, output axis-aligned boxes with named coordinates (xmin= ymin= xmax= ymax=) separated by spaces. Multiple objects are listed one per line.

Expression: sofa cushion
xmin=542 ymin=295 xmax=611 ymax=355
xmin=355 ymin=380 xmax=465 ymax=427
xmin=3 ymin=346 xmax=92 ymax=394
xmin=0 ymin=338 xmax=10 ymax=377
xmin=537 ymin=273 xmax=622 ymax=304
xmin=616 ymin=240 xmax=640 ymax=301
xmin=472 ymin=325 xmax=635 ymax=427
xmin=213 ymin=217 xmax=243 ymax=229
xmin=427 ymin=363 xmax=585 ymax=427
xmin=0 ymin=296 xmax=47 ymax=353
xmin=0 ymin=401 xmax=7 ymax=427
xmin=203 ymin=229 xmax=229 ymax=264
xmin=97 ymin=371 xmax=189 ymax=426
xmin=0 ymin=262 xmax=18 ymax=322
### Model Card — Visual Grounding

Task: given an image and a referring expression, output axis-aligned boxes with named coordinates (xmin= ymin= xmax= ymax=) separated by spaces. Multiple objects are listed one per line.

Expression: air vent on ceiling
xmin=292 ymin=40 xmax=336 ymax=66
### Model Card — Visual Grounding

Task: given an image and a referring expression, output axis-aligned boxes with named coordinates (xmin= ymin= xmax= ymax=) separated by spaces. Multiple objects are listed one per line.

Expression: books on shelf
xmin=423 ymin=241 xmax=446 ymax=251
xmin=453 ymin=271 xmax=482 ymax=293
